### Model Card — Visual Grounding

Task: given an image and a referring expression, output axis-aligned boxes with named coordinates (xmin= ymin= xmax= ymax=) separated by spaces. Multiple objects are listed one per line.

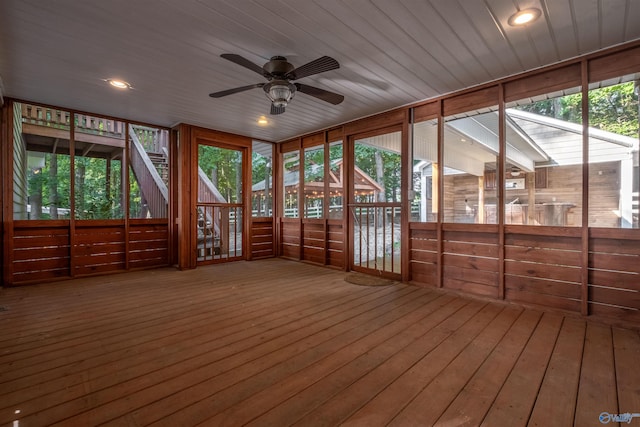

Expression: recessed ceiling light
xmin=257 ymin=116 xmax=269 ymax=126
xmin=106 ymin=79 xmax=131 ymax=89
xmin=508 ymin=8 xmax=541 ymax=26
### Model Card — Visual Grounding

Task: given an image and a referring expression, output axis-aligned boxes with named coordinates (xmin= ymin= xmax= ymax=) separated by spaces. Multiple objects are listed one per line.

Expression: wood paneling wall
xmin=504 ymin=226 xmax=582 ymax=312
xmin=250 ymin=217 xmax=274 ymax=259
xmin=327 ymin=220 xmax=345 ymax=269
xmin=409 ymin=222 xmax=438 ymax=285
xmin=280 ymin=218 xmax=301 ymax=260
xmin=589 ymin=229 xmax=640 ymax=323
xmin=442 ymin=224 xmax=500 ymax=298
xmin=8 ymin=220 xmax=169 ymax=285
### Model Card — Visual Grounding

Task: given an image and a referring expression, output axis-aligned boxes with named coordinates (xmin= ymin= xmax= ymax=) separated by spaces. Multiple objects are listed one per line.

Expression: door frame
xmin=175 ymin=125 xmax=252 ymax=269
xmin=347 ymin=125 xmax=405 ymax=280
xmin=195 ymin=140 xmax=249 ymax=265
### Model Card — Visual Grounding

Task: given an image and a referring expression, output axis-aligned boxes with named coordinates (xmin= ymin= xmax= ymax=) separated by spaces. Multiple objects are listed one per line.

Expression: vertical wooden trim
xmin=401 ymin=109 xmax=411 ymax=282
xmin=346 ymin=133 xmax=355 ymax=272
xmin=189 ymin=126 xmax=198 ymax=269
xmin=124 ymin=124 xmax=131 ymax=270
xmin=269 ymin=142 xmax=277 ymax=258
xmin=0 ymin=104 xmax=4 ymax=285
xmin=324 ymin=132 xmax=330 ymax=266
xmin=1 ymin=102 xmax=12 ymax=286
xmin=243 ymin=144 xmax=251 ymax=261
xmin=324 ymin=132 xmax=330 ymax=219
xmin=176 ymin=124 xmax=194 ymax=269
xmin=297 ymin=138 xmax=303 ymax=261
xmin=168 ymin=127 xmax=179 ymax=265
xmin=581 ymin=60 xmax=590 ymax=316
xmin=69 ymin=112 xmax=76 ymax=277
xmin=340 ymin=127 xmax=349 ymax=271
xmin=274 ymin=143 xmax=283 ymax=257
xmin=436 ymin=100 xmax=444 ymax=288
xmin=498 ymin=84 xmax=506 ymax=300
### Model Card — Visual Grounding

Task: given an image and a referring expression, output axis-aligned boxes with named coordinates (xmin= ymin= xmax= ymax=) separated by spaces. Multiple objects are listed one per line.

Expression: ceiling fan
xmin=209 ymin=54 xmax=345 ymax=115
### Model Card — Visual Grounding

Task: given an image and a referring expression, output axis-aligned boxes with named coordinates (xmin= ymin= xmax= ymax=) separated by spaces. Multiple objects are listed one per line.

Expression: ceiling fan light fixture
xmin=508 ymin=8 xmax=541 ymax=26
xmin=265 ymin=81 xmax=296 ymax=108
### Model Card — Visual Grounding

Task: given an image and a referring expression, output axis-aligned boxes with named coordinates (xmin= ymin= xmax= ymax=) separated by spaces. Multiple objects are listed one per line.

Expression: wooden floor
xmin=1 ymin=259 xmax=639 ymax=427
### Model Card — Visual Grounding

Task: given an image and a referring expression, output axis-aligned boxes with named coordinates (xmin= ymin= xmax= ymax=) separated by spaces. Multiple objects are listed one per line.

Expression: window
xmin=251 ymin=140 xmax=273 ymax=217
xmin=353 ymin=131 xmax=402 ymax=203
xmin=328 ymin=141 xmax=344 ymax=219
xmin=443 ymin=108 xmax=499 ymax=224
xmin=74 ymin=114 xmax=125 ymax=219
xmin=303 ymin=145 xmax=324 ymax=218
xmin=411 ymin=116 xmax=438 ymax=222
xmin=15 ymin=103 xmax=72 ymax=220
xmin=129 ymin=125 xmax=169 ymax=218
xmin=282 ymin=150 xmax=300 ymax=218
xmin=588 ymin=78 xmax=639 ymax=228
xmin=505 ymin=88 xmax=583 ymax=226
xmin=198 ymin=145 xmax=242 ymax=203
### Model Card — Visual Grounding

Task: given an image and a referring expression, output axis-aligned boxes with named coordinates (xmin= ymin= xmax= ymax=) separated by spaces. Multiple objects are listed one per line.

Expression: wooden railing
xmin=197 ymin=168 xmax=228 ymax=238
xmin=21 ymin=104 xmax=170 ymax=154
xmin=129 ymin=125 xmax=168 ymax=218
xmin=21 ymin=104 xmax=125 ymax=138
xmin=131 ymin=124 xmax=168 ymax=154
xmin=350 ymin=203 xmax=402 ymax=276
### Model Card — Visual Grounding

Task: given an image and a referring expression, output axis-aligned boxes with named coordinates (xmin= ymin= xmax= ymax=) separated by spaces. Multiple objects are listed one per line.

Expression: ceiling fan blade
xmin=270 ymin=104 xmax=285 ymax=115
xmin=209 ymin=83 xmax=264 ymax=98
xmin=285 ymin=56 xmax=339 ymax=80
xmin=220 ymin=54 xmax=269 ymax=77
xmin=295 ymin=83 xmax=344 ymax=105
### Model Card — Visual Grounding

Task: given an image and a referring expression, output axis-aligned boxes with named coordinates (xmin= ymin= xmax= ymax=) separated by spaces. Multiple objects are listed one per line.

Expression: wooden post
xmin=401 ymin=109 xmax=410 ymax=283
xmin=581 ymin=60 xmax=590 ymax=316
xmin=498 ymin=84 xmax=506 ymax=300
xmin=432 ymin=163 xmax=439 ymax=218
xmin=477 ymin=175 xmax=485 ymax=224
xmin=527 ymin=172 xmax=536 ymax=225
xmin=436 ymin=100 xmax=444 ymax=288
xmin=1 ymin=102 xmax=10 ymax=285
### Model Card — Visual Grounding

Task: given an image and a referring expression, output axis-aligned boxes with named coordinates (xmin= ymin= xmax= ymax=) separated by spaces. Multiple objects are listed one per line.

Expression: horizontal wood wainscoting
xmin=443 ymin=224 xmax=500 ymax=299
xmin=589 ymin=229 xmax=640 ymax=323
xmin=409 ymin=224 xmax=640 ymax=324
xmin=409 ymin=222 xmax=438 ymax=286
xmin=249 ymin=217 xmax=274 ymax=259
xmin=1 ymin=259 xmax=639 ymax=425
xmin=279 ymin=218 xmax=345 ymax=269
xmin=505 ymin=226 xmax=582 ymax=313
xmin=7 ymin=219 xmax=169 ymax=285
xmin=280 ymin=218 xmax=301 ymax=260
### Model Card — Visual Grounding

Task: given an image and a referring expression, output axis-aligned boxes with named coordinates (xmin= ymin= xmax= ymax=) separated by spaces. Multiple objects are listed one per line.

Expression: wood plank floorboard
xmin=0 ymin=258 xmax=638 ymax=426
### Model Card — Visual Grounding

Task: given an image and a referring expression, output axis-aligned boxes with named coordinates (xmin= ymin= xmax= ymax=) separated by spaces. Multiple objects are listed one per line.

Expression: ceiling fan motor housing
xmin=263 ymin=56 xmax=295 ymax=78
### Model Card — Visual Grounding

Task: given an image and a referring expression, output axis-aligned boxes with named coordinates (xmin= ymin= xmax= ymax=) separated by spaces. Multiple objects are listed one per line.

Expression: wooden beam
xmin=581 ymin=60 xmax=590 ymax=316
xmin=498 ymin=84 xmax=506 ymax=300
xmin=401 ymin=109 xmax=410 ymax=282
xmin=437 ymin=100 xmax=444 ymax=288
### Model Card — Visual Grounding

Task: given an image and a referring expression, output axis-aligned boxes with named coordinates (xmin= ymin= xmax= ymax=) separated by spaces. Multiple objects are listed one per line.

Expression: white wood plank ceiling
xmin=1 ymin=0 xmax=639 ymax=142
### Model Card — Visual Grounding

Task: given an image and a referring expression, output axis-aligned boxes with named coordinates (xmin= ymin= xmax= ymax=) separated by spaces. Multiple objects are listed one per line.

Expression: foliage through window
xmin=587 ymin=80 xmax=639 ymax=228
xmin=304 ymin=145 xmax=324 ymax=218
xmin=251 ymin=141 xmax=273 ymax=217
xmin=282 ymin=151 xmax=300 ymax=218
